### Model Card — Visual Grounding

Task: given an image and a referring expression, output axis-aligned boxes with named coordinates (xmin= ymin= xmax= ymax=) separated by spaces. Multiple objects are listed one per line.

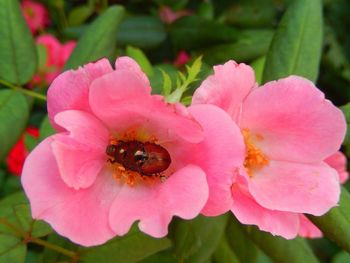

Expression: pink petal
xmin=115 ymin=56 xmax=150 ymax=88
xmin=231 ymin=178 xmax=299 ymax=239
xmin=325 ymin=151 xmax=349 ymax=184
xmin=241 ymin=76 xmax=346 ymax=163
xmin=47 ymin=58 xmax=113 ymax=131
xmin=192 ymin=60 xmax=255 ymax=122
xmin=51 ymin=110 xmax=109 ymax=190
xmin=298 ymin=215 xmax=322 ymax=238
xmin=21 ymin=137 xmax=120 ymax=246
xmin=188 ymin=104 xmax=245 ymax=216
xmin=248 ymin=160 xmax=340 ymax=216
xmin=89 ymin=71 xmax=204 ymax=143
xmin=108 ymin=165 xmax=208 ymax=237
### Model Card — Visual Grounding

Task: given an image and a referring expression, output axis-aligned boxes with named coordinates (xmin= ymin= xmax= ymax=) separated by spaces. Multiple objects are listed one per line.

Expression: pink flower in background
xmin=32 ymin=34 xmax=76 ymax=87
xmin=22 ymin=57 xmax=243 ymax=246
xmin=174 ymin=50 xmax=191 ymax=68
xmin=159 ymin=6 xmax=192 ymax=24
xmin=21 ymin=0 xmax=49 ymax=34
xmin=193 ymin=60 xmax=346 ymax=239
xmin=6 ymin=127 xmax=39 ymax=176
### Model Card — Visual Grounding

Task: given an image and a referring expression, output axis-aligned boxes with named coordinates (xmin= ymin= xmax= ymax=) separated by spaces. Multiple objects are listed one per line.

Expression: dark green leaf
xmin=117 ymin=16 xmax=166 ymax=49
xmin=308 ymin=187 xmax=350 ymax=253
xmin=137 ymin=249 xmax=177 ymax=263
xmin=170 ymin=16 xmax=238 ymax=50
xmin=332 ymin=251 xmax=350 ymax=263
xmin=226 ymin=218 xmax=258 ymax=263
xmin=241 ymin=224 xmax=319 ymax=263
xmin=80 ymin=228 xmax=171 ymax=263
xmin=0 ymin=90 xmax=29 ymax=162
xmin=212 ymin=237 xmax=240 ymax=263
xmin=68 ymin=5 xmax=94 ymax=27
xmin=64 ymin=5 xmax=125 ymax=70
xmin=0 ymin=234 xmax=26 ymax=263
xmin=0 ymin=0 xmax=37 ymax=84
xmin=170 ymin=214 xmax=228 ymax=263
xmin=42 ymin=233 xmax=78 ymax=263
xmin=202 ymin=29 xmax=273 ymax=65
xmin=39 ymin=115 xmax=55 ymax=141
xmin=262 ymin=0 xmax=323 ymax=83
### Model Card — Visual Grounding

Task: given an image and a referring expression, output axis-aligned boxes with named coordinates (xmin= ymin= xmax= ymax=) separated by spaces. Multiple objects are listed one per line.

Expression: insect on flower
xmin=106 ymin=140 xmax=171 ymax=176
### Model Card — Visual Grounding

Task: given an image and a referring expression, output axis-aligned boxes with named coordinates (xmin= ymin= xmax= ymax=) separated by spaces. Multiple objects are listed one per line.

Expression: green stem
xmin=0 ymin=79 xmax=47 ymax=101
xmin=30 ymin=236 xmax=79 ymax=261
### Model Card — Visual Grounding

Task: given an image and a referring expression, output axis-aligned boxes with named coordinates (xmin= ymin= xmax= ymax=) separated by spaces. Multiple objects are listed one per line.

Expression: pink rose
xmin=193 ymin=60 xmax=346 ymax=239
xmin=21 ymin=0 xmax=49 ymax=34
xmin=22 ymin=57 xmax=243 ymax=246
xmin=32 ymin=34 xmax=76 ymax=87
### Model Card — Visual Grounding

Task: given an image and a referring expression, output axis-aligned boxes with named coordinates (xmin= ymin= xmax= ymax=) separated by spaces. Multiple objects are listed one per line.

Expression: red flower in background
xmin=21 ymin=0 xmax=49 ymax=35
xmin=173 ymin=50 xmax=191 ymax=68
xmin=7 ymin=127 xmax=40 ymax=176
xmin=159 ymin=6 xmax=191 ymax=24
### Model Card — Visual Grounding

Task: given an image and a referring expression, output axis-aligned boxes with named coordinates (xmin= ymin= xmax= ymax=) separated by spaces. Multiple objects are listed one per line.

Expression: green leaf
xmin=68 ymin=5 xmax=94 ymax=27
xmin=0 ymin=234 xmax=26 ymax=263
xmin=332 ymin=251 xmax=350 ymax=263
xmin=213 ymin=237 xmax=240 ymax=263
xmin=117 ymin=16 xmax=166 ymax=49
xmin=250 ymin=56 xmax=266 ymax=85
xmin=80 ymin=228 xmax=171 ymax=263
xmin=64 ymin=5 xmax=125 ymax=70
xmin=241 ymin=224 xmax=319 ymax=263
xmin=39 ymin=115 xmax=55 ymax=141
xmin=170 ymin=214 xmax=228 ymax=263
xmin=149 ymin=64 xmax=178 ymax=95
xmin=125 ymin=46 xmax=154 ymax=77
xmin=170 ymin=16 xmax=238 ymax=50
xmin=226 ymin=218 xmax=258 ymax=263
xmin=0 ymin=0 xmax=37 ymax=85
xmin=202 ymin=30 xmax=273 ymax=65
xmin=308 ymin=187 xmax=350 ymax=253
xmin=13 ymin=204 xmax=52 ymax=238
xmin=160 ymin=69 xmax=172 ymax=96
xmin=0 ymin=90 xmax=29 ymax=162
xmin=262 ymin=0 xmax=323 ymax=83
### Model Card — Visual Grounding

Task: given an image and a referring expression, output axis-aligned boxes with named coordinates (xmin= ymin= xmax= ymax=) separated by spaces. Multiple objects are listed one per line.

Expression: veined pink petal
xmin=298 ymin=215 xmax=322 ymax=238
xmin=188 ymin=104 xmax=245 ymax=216
xmin=21 ymin=137 xmax=119 ymax=246
xmin=51 ymin=110 xmax=109 ymax=189
xmin=231 ymin=178 xmax=299 ymax=239
xmin=192 ymin=60 xmax=255 ymax=122
xmin=108 ymin=165 xmax=208 ymax=237
xmin=325 ymin=151 xmax=349 ymax=184
xmin=241 ymin=76 xmax=346 ymax=163
xmin=47 ymin=58 xmax=113 ymax=130
xmin=89 ymin=71 xmax=204 ymax=143
xmin=248 ymin=160 xmax=340 ymax=216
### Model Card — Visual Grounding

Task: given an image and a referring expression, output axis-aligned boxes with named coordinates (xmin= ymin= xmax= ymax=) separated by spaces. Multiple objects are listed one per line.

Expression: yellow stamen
xmin=243 ymin=129 xmax=269 ymax=177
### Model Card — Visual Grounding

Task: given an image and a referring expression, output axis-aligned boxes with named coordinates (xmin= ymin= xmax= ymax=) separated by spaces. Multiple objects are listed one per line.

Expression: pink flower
xmin=21 ymin=57 xmax=243 ymax=246
xmin=159 ymin=6 xmax=192 ymax=24
xmin=174 ymin=50 xmax=191 ymax=68
xmin=21 ymin=0 xmax=49 ymax=34
xmin=192 ymin=60 xmax=346 ymax=239
xmin=31 ymin=34 xmax=76 ymax=87
xmin=325 ymin=151 xmax=349 ymax=184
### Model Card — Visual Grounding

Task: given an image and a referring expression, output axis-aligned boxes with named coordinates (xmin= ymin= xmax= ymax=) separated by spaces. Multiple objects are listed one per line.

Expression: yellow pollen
xmin=243 ymin=129 xmax=269 ymax=177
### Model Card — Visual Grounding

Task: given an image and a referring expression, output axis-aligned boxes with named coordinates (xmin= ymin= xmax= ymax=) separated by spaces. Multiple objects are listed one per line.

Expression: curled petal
xmin=248 ymin=160 xmax=340 ymax=216
xmin=192 ymin=60 xmax=255 ymax=122
xmin=241 ymin=76 xmax=346 ymax=163
xmin=231 ymin=178 xmax=299 ymax=239
xmin=298 ymin=215 xmax=322 ymax=238
xmin=188 ymin=104 xmax=245 ymax=216
xmin=47 ymin=58 xmax=113 ymax=130
xmin=22 ymin=137 xmax=120 ymax=246
xmin=115 ymin=56 xmax=150 ymax=88
xmin=108 ymin=165 xmax=208 ymax=237
xmin=325 ymin=151 xmax=349 ymax=184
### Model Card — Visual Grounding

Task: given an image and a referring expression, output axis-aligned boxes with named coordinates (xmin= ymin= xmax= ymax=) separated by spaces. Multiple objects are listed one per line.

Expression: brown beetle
xmin=106 ymin=140 xmax=171 ymax=176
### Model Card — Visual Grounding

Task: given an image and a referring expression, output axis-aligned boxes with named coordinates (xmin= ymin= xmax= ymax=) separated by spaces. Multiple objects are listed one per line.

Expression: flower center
xmin=106 ymin=131 xmax=171 ymax=186
xmin=243 ymin=129 xmax=269 ymax=177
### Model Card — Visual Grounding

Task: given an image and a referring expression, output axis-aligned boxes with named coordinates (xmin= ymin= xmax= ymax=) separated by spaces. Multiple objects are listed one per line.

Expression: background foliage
xmin=0 ymin=0 xmax=350 ymax=262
